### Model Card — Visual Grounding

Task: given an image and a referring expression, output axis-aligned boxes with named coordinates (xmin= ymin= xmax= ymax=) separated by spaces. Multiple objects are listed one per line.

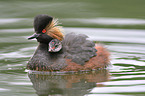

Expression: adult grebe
xmin=27 ymin=14 xmax=110 ymax=72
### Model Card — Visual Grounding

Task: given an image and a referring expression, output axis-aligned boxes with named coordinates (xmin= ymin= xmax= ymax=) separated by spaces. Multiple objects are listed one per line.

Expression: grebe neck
xmin=36 ymin=43 xmax=48 ymax=53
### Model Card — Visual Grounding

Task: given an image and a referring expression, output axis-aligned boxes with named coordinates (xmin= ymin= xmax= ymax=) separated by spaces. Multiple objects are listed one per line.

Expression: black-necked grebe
xmin=27 ymin=14 xmax=110 ymax=72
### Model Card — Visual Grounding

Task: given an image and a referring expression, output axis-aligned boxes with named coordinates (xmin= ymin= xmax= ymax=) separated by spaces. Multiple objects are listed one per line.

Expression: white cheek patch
xmin=48 ymin=39 xmax=62 ymax=52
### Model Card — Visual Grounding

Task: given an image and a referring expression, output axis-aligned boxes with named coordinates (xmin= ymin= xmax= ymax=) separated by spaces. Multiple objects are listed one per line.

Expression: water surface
xmin=0 ymin=0 xmax=145 ymax=96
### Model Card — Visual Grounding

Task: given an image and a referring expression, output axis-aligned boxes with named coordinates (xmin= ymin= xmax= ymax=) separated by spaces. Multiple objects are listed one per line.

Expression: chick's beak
xmin=28 ymin=33 xmax=40 ymax=40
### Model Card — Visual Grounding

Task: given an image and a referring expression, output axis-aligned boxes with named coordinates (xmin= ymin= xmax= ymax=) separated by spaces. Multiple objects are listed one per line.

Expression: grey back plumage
xmin=62 ymin=33 xmax=97 ymax=65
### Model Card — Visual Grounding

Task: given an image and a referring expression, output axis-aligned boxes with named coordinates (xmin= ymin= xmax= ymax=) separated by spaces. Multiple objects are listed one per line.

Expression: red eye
xmin=42 ymin=29 xmax=46 ymax=33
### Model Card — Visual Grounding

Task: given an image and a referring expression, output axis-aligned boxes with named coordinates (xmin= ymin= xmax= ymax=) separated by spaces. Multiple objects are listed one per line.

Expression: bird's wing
xmin=62 ymin=32 xmax=97 ymax=65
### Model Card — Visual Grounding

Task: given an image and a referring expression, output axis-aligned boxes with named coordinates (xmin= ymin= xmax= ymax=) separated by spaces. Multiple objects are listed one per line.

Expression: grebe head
xmin=34 ymin=14 xmax=53 ymax=34
xmin=28 ymin=14 xmax=64 ymax=43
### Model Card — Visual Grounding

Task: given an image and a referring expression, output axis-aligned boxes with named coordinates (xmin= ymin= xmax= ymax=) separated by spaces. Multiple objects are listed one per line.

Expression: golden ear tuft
xmin=44 ymin=19 xmax=64 ymax=41
xmin=46 ymin=27 xmax=64 ymax=41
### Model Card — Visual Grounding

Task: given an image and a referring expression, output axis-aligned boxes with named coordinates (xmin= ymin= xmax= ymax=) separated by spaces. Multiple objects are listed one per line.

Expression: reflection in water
xmin=28 ymin=70 xmax=109 ymax=96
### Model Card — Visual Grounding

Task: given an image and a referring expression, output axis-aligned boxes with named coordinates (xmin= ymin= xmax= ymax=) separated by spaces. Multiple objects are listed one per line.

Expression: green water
xmin=0 ymin=0 xmax=145 ymax=96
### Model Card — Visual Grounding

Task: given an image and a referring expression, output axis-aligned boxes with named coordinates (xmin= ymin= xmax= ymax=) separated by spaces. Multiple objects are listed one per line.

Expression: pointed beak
xmin=28 ymin=33 xmax=40 ymax=40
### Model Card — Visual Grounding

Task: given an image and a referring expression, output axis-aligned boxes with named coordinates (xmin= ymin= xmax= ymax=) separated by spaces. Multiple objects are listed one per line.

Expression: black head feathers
xmin=34 ymin=14 xmax=53 ymax=33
